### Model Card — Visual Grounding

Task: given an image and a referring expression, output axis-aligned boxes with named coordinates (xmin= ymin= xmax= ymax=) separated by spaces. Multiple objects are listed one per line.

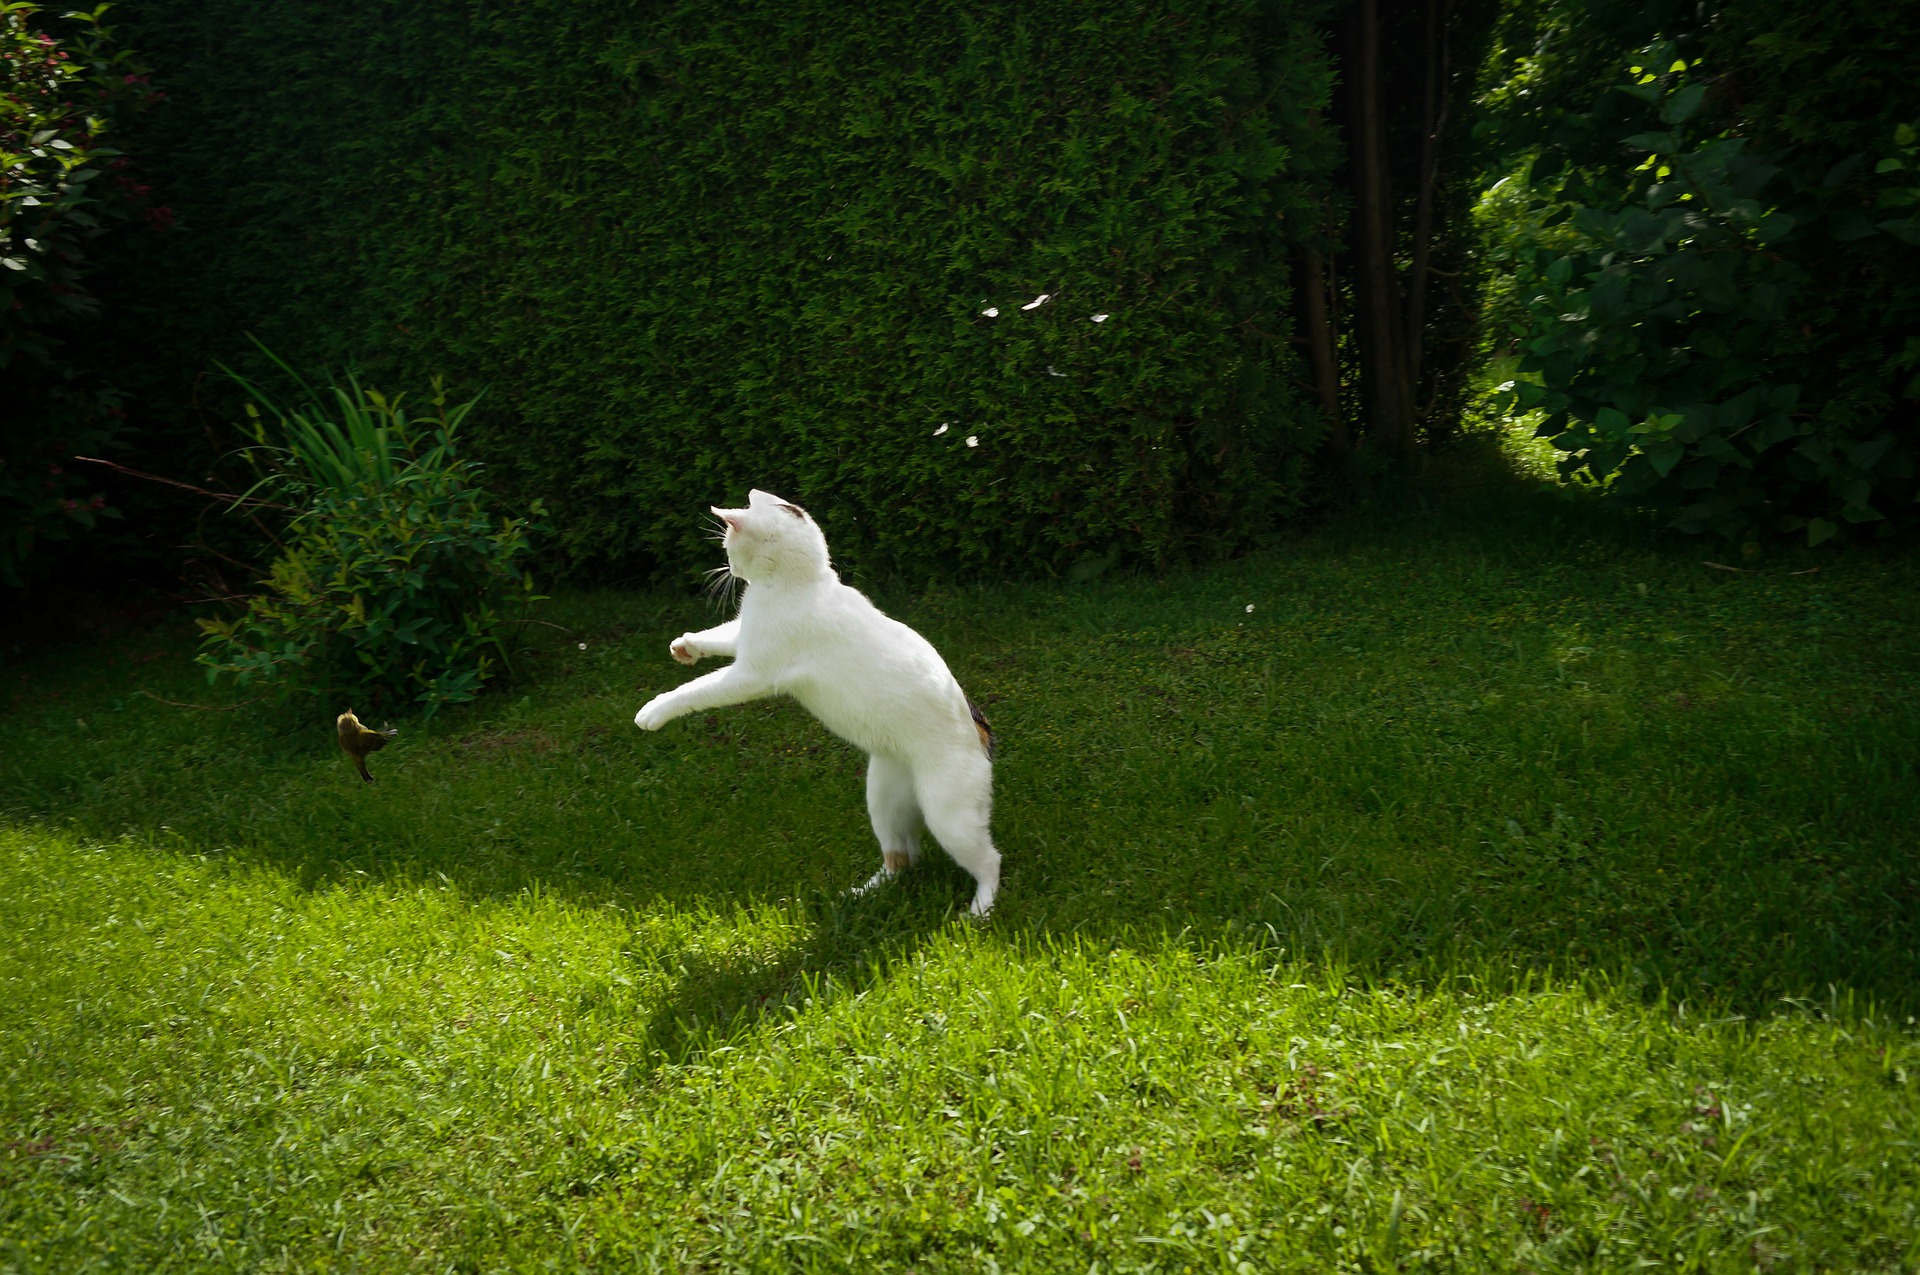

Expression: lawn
xmin=3 ymin=440 xmax=1917 ymax=1271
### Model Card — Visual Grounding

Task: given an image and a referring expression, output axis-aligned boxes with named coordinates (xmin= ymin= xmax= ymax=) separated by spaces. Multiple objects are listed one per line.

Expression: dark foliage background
xmin=22 ymin=0 xmax=1915 ymax=598
xmin=1475 ymin=0 xmax=1920 ymax=544
xmin=0 ymin=3 xmax=161 ymax=586
xmin=93 ymin=0 xmax=1341 ymax=584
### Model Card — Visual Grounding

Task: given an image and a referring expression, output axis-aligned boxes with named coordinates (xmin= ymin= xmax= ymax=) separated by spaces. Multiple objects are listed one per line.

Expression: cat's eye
xmin=778 ymin=502 xmax=807 ymax=518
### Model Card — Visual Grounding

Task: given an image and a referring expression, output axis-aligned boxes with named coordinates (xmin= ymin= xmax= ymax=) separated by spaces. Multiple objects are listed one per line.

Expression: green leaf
xmin=1624 ymin=131 xmax=1680 ymax=153
xmin=1806 ymin=518 xmax=1838 ymax=546
xmin=1660 ymin=85 xmax=1707 ymax=125
xmin=1828 ymin=211 xmax=1880 ymax=242
xmin=1879 ymin=218 xmax=1920 ymax=248
xmin=1753 ymin=212 xmax=1795 ymax=243
xmin=1642 ymin=442 xmax=1684 ymax=477
xmin=1823 ymin=153 xmax=1868 ymax=188
xmin=1849 ymin=438 xmax=1894 ymax=471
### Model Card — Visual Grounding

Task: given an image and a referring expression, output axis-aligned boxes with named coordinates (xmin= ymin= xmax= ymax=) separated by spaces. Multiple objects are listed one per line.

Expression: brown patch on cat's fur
xmin=967 ymin=697 xmax=996 ymax=760
xmin=883 ymin=850 xmax=911 ymax=872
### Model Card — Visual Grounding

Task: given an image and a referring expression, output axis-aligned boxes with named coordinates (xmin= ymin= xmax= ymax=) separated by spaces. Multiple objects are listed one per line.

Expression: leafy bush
xmin=196 ymin=366 xmax=545 ymax=714
xmin=108 ymin=0 xmax=1339 ymax=582
xmin=1478 ymin=4 xmax=1920 ymax=546
xmin=1505 ymin=57 xmax=1916 ymax=542
xmin=0 ymin=1 xmax=160 ymax=585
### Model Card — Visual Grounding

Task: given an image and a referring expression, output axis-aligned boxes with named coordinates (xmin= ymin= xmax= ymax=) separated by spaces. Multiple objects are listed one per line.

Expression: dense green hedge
xmin=111 ymin=0 xmax=1337 ymax=581
xmin=1476 ymin=0 xmax=1920 ymax=545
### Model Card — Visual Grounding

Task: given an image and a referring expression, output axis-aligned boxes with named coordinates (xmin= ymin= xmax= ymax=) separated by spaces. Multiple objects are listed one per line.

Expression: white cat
xmin=634 ymin=490 xmax=1001 ymax=916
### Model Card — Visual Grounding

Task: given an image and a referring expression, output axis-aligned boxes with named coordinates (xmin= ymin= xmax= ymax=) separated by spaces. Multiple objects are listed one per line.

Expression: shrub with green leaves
xmin=1502 ymin=49 xmax=1917 ymax=544
xmin=0 ymin=1 xmax=159 ymax=585
xmin=1478 ymin=3 xmax=1920 ymax=547
xmin=197 ymin=368 xmax=545 ymax=714
xmin=109 ymin=0 xmax=1339 ymax=582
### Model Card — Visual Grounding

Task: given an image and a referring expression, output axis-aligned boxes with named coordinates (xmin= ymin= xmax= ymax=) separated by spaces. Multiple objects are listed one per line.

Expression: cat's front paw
xmin=634 ymin=695 xmax=679 ymax=731
xmin=670 ymin=635 xmax=699 ymax=665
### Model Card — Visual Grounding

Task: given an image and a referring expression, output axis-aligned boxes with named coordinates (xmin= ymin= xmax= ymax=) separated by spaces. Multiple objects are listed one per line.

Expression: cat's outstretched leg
xmin=853 ymin=754 xmax=922 ymax=896
xmin=635 ymin=664 xmax=769 ymax=730
xmin=671 ymin=618 xmax=741 ymax=665
xmin=916 ymin=754 xmax=1000 ymax=917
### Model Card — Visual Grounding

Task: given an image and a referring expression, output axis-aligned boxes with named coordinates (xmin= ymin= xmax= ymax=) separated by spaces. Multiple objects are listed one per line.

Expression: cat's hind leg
xmin=915 ymin=754 xmax=1000 ymax=917
xmin=853 ymin=753 xmax=922 ymax=896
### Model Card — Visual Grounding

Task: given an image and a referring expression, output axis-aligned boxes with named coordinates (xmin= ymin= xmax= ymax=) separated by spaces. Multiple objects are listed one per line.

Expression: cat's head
xmin=711 ymin=489 xmax=831 ymax=583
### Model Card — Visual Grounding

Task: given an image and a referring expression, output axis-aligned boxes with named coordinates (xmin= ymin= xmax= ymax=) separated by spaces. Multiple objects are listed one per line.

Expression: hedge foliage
xmin=0 ymin=2 xmax=158 ymax=584
xmin=113 ymin=0 xmax=1338 ymax=582
xmin=1477 ymin=0 xmax=1920 ymax=545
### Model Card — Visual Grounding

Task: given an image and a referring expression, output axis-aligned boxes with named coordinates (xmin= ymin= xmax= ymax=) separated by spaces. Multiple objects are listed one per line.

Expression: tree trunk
xmin=1404 ymin=0 xmax=1452 ymax=408
xmin=1346 ymin=0 xmax=1416 ymax=457
xmin=1300 ymin=244 xmax=1346 ymax=456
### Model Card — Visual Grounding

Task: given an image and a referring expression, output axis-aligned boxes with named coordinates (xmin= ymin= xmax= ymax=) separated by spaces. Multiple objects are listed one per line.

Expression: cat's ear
xmin=711 ymin=507 xmax=741 ymax=530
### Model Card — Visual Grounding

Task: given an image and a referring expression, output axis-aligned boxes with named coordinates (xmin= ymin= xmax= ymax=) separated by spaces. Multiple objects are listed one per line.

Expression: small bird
xmin=336 ymin=708 xmax=398 ymax=783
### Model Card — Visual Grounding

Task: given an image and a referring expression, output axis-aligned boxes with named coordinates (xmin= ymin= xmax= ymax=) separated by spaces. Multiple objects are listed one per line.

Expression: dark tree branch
xmin=136 ymin=690 xmax=268 ymax=712
xmin=73 ymin=456 xmax=298 ymax=513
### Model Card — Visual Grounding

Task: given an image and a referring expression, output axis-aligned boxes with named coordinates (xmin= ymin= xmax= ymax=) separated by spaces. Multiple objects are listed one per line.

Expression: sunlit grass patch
xmin=3 ymin=830 xmax=1915 ymax=1271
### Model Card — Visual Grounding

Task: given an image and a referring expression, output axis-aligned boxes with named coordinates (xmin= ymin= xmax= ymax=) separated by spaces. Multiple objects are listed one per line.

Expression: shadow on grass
xmin=634 ymin=870 xmax=977 ymax=1068
xmin=5 ymin=431 xmax=1917 ymax=1041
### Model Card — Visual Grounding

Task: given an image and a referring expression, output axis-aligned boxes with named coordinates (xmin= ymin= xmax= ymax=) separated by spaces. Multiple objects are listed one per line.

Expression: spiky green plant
xmin=197 ymin=346 xmax=544 ymax=714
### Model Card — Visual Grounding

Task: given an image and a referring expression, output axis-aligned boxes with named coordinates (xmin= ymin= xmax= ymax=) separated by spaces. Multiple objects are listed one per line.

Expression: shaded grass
xmin=2 ymin=439 xmax=1917 ymax=1269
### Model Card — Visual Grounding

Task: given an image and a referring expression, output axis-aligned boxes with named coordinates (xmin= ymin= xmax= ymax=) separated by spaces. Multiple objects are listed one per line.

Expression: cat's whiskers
xmin=701 ymin=562 xmax=738 ymax=610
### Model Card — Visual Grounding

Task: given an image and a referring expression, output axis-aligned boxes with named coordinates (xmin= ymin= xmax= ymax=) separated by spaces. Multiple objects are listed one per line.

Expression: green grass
xmin=3 ymin=440 xmax=1917 ymax=1271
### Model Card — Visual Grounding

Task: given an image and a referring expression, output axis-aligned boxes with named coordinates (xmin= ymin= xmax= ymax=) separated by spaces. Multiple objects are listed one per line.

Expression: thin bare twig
xmin=73 ymin=456 xmax=298 ymax=513
xmin=180 ymin=529 xmax=266 ymax=576
xmin=135 ymin=690 xmax=268 ymax=712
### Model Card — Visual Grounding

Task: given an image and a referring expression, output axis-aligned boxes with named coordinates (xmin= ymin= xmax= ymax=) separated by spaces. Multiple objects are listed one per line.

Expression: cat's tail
xmin=966 ymin=697 xmax=996 ymax=762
